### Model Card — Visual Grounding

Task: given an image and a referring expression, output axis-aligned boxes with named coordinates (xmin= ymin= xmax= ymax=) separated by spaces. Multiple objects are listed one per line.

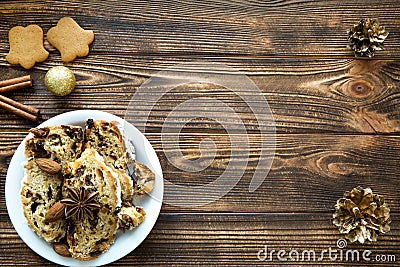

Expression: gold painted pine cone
xmin=332 ymin=186 xmax=391 ymax=243
xmin=347 ymin=18 xmax=389 ymax=57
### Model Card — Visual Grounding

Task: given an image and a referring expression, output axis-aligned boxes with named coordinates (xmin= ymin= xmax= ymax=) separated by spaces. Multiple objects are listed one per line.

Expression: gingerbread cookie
xmin=6 ymin=25 xmax=49 ymax=69
xmin=47 ymin=17 xmax=94 ymax=62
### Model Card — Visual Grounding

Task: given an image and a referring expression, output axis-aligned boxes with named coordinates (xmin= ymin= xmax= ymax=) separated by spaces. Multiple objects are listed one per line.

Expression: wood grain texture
xmin=0 ymin=0 xmax=399 ymax=57
xmin=0 ymin=133 xmax=399 ymax=213
xmin=1 ymin=213 xmax=399 ymax=266
xmin=0 ymin=57 xmax=399 ymax=133
xmin=0 ymin=1 xmax=399 ymax=266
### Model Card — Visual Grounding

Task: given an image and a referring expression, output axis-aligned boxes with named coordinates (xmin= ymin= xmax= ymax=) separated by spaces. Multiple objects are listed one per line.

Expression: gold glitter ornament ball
xmin=45 ymin=66 xmax=76 ymax=96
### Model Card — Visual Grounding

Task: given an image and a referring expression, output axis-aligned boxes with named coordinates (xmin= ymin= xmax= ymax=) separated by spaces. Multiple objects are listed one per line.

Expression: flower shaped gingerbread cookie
xmin=47 ymin=17 xmax=94 ymax=62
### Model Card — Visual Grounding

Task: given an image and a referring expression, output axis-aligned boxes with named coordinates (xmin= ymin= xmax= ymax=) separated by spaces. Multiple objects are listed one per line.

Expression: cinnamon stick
xmin=0 ymin=75 xmax=31 ymax=87
xmin=0 ymin=94 xmax=39 ymax=116
xmin=0 ymin=100 xmax=37 ymax=121
xmin=0 ymin=80 xmax=32 ymax=94
xmin=0 ymin=75 xmax=38 ymax=121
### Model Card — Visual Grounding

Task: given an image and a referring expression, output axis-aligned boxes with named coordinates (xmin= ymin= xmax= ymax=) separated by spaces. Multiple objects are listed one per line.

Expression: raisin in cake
xmin=63 ymin=148 xmax=120 ymax=260
xmin=25 ymin=125 xmax=84 ymax=168
xmin=20 ymin=159 xmax=65 ymax=242
xmin=84 ymin=119 xmax=134 ymax=203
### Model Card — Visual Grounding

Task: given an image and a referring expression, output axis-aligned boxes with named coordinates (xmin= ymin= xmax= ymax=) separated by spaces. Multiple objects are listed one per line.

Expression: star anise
xmin=61 ymin=187 xmax=101 ymax=221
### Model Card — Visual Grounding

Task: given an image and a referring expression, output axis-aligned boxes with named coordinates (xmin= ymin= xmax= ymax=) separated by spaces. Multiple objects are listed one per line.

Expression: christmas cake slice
xmin=62 ymin=148 xmax=121 ymax=260
xmin=85 ymin=119 xmax=156 ymax=198
xmin=84 ymin=119 xmax=134 ymax=203
xmin=20 ymin=159 xmax=65 ymax=242
xmin=25 ymin=125 xmax=84 ymax=169
xmin=21 ymin=124 xmax=84 ymax=242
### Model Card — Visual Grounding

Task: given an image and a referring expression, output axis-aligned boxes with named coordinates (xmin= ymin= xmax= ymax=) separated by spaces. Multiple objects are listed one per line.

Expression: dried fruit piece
xmin=333 ymin=186 xmax=391 ymax=243
xmin=53 ymin=242 xmax=71 ymax=257
xmin=35 ymin=158 xmax=61 ymax=174
xmin=347 ymin=18 xmax=389 ymax=57
xmin=44 ymin=202 xmax=65 ymax=223
xmin=30 ymin=127 xmax=49 ymax=138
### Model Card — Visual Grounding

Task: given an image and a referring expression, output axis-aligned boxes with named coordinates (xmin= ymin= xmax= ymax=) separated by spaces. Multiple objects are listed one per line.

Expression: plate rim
xmin=5 ymin=110 xmax=163 ymax=266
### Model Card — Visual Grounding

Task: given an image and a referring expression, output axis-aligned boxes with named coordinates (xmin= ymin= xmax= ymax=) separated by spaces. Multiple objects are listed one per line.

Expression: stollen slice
xmin=84 ymin=119 xmax=134 ymax=203
xmin=25 ymin=125 xmax=84 ymax=169
xmin=62 ymin=148 xmax=120 ymax=260
xmin=20 ymin=159 xmax=65 ymax=242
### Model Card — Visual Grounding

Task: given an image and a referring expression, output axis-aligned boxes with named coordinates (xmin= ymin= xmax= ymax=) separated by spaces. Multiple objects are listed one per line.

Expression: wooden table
xmin=1 ymin=1 xmax=399 ymax=266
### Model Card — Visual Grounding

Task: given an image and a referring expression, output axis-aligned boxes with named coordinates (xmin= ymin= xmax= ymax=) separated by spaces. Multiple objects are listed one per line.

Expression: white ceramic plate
xmin=5 ymin=110 xmax=164 ymax=267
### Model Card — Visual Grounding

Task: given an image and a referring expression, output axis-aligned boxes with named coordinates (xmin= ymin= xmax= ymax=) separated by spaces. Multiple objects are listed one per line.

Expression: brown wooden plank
xmin=0 ymin=213 xmax=398 ymax=266
xmin=0 ymin=57 xmax=399 ymax=133
xmin=0 ymin=0 xmax=399 ymax=57
xmin=155 ymin=134 xmax=400 ymax=213
xmin=1 ymin=133 xmax=399 ymax=213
